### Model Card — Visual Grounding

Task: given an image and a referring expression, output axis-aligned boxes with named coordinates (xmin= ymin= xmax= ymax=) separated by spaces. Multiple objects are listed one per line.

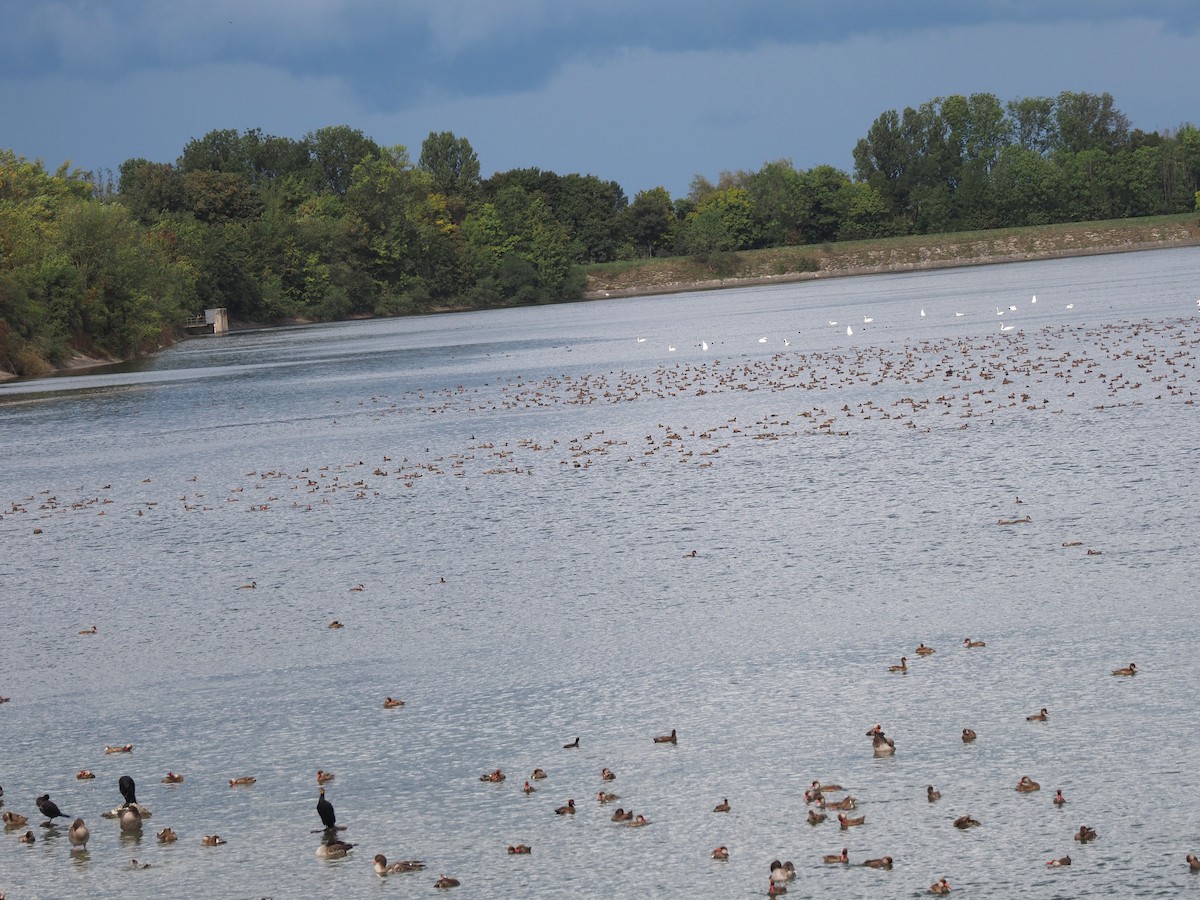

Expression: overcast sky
xmin=2 ymin=1 xmax=1198 ymax=198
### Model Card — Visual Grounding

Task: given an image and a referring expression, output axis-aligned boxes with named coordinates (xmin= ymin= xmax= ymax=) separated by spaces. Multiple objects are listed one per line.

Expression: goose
xmin=668 ymin=345 xmax=676 ymax=352
xmin=119 ymin=805 xmax=143 ymax=834
xmin=758 ymin=337 xmax=768 ymax=343
xmin=847 ymin=326 xmax=853 ymax=336
xmin=1065 ymin=303 xmax=1074 ymax=309
xmin=920 ymin=309 xmax=926 ymax=317
xmin=1031 ymin=294 xmax=1037 ymax=304
xmin=636 ymin=337 xmax=646 ymax=343
xmin=1008 ymin=305 xmax=1017 ymax=311
xmin=68 ymin=818 xmax=89 ymax=850
xmin=863 ymin=316 xmax=874 ymax=323
xmin=375 ymin=853 xmax=424 ymax=874
xmin=701 ymin=341 xmax=709 ymax=351
xmin=316 ymin=838 xmax=354 ymax=859
xmin=1000 ymin=324 xmax=1015 ymax=332
xmin=955 ymin=311 xmax=965 ymax=317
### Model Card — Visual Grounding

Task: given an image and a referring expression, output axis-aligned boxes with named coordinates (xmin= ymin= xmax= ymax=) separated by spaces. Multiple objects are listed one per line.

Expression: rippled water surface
xmin=2 ymin=248 xmax=1200 ymax=898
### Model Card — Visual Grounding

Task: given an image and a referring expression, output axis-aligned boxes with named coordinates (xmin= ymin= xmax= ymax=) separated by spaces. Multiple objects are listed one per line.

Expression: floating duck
xmin=480 ymin=770 xmax=505 ymax=783
xmin=888 ymin=656 xmax=908 ymax=673
xmin=316 ymin=838 xmax=354 ymax=859
xmin=823 ymin=848 xmax=849 ymax=864
xmin=201 ymin=834 xmax=226 ymax=846
xmin=916 ymin=643 xmax=935 ymax=656
xmin=3 ymin=811 xmax=29 ymax=827
xmin=930 ymin=877 xmax=952 ymax=894
xmin=522 ymin=781 xmax=535 ymax=794
xmin=963 ymin=638 xmax=986 ymax=648
xmin=229 ymin=777 xmax=256 ymax=787
xmin=807 ymin=810 xmax=827 ymax=825
xmin=383 ymin=697 xmax=405 ymax=708
xmin=1026 ymin=708 xmax=1049 ymax=721
xmin=157 ymin=827 xmax=177 ymax=843
xmin=713 ymin=798 xmax=730 ymax=813
xmin=838 ymin=813 xmax=865 ymax=829
xmin=653 ymin=728 xmax=677 ymax=744
xmin=863 ymin=856 xmax=893 ymax=869
xmin=434 ymin=875 xmax=461 ymax=888
xmin=317 ymin=770 xmax=335 ymax=784
xmin=555 ymin=799 xmax=576 ymax=815
xmin=597 ymin=791 xmax=619 ymax=804
xmin=1112 ymin=663 xmax=1138 ymax=676
xmin=867 ymin=724 xmax=895 ymax=755
xmin=162 ymin=772 xmax=184 ymax=784
xmin=328 ymin=620 xmax=344 ymax=629
xmin=927 ymin=785 xmax=941 ymax=802
xmin=562 ymin=736 xmax=579 ymax=749
xmin=1016 ymin=776 xmax=1041 ymax=793
xmin=1074 ymin=825 xmax=1098 ymax=843
xmin=105 ymin=744 xmax=133 ymax=754
xmin=954 ymin=815 xmax=981 ymax=829
xmin=1047 ymin=855 xmax=1071 ymax=867
xmin=1054 ymin=790 xmax=1066 ymax=806
xmin=76 ymin=770 xmax=95 ymax=780
xmin=711 ymin=846 xmax=729 ymax=860
xmin=1187 ymin=853 xmax=1200 ymax=872
xmin=531 ymin=769 xmax=548 ymax=780
xmin=375 ymin=853 xmax=425 ymax=874
xmin=18 ymin=829 xmax=35 ymax=843
xmin=610 ymin=807 xmax=632 ymax=821
xmin=507 ymin=845 xmax=532 ymax=855
xmin=601 ymin=768 xmax=616 ymax=781
xmin=962 ymin=728 xmax=977 ymax=743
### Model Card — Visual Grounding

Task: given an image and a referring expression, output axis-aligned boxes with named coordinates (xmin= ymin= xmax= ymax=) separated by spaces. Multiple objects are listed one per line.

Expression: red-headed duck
xmin=823 ymin=848 xmax=849 ymax=864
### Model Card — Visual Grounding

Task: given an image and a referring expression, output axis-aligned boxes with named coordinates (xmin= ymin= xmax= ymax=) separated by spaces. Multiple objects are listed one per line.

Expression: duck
xmin=610 ymin=807 xmax=633 ymax=822
xmin=1074 ymin=825 xmax=1098 ymax=843
xmin=916 ymin=643 xmax=935 ymax=656
xmin=1112 ymin=663 xmax=1138 ymax=676
xmin=327 ymin=620 xmax=344 ymax=629
xmin=1054 ymin=789 xmax=1066 ymax=806
xmin=317 ymin=787 xmax=336 ymax=830
xmin=18 ymin=829 xmax=35 ymax=843
xmin=927 ymin=786 xmax=942 ymax=802
xmin=229 ymin=777 xmax=256 ymax=787
xmin=626 ymin=814 xmax=650 ymax=827
xmin=823 ymin=848 xmax=849 ymax=864
xmin=383 ymin=697 xmax=405 ymax=708
xmin=562 ymin=736 xmax=580 ymax=749
xmin=954 ymin=815 xmax=981 ymax=829
xmin=867 ymin=724 xmax=895 ymax=755
xmin=531 ymin=768 xmax=548 ymax=780
xmin=105 ymin=744 xmax=134 ymax=754
xmin=653 ymin=728 xmax=677 ymax=744
xmin=1187 ymin=853 xmax=1200 ymax=872
xmin=811 ymin=780 xmax=843 ymax=793
xmin=201 ymin=834 xmax=226 ymax=846
xmin=713 ymin=798 xmax=730 ymax=813
xmin=374 ymin=853 xmax=425 ymax=874
xmin=825 ymin=796 xmax=857 ymax=810
xmin=507 ymin=844 xmax=532 ymax=855
xmin=480 ymin=769 xmax=505 ymax=783
xmin=316 ymin=838 xmax=354 ymax=859
xmin=963 ymin=638 xmax=986 ymax=648
xmin=129 ymin=859 xmax=151 ymax=869
xmin=522 ymin=780 xmax=536 ymax=794
xmin=962 ymin=728 xmax=977 ymax=743
xmin=838 ymin=813 xmax=865 ymax=829
xmin=768 ymin=881 xmax=787 ymax=896
xmin=711 ymin=845 xmax=729 ymax=860
xmin=1047 ymin=855 xmax=1071 ymax=867
xmin=930 ymin=877 xmax=952 ymax=894
xmin=862 ymin=856 xmax=893 ymax=869
xmin=597 ymin=791 xmax=619 ymax=803
xmin=601 ymin=767 xmax=616 ymax=781
xmin=555 ymin=799 xmax=576 ymax=815
xmin=3 ymin=811 xmax=29 ymax=827
xmin=76 ymin=770 xmax=95 ymax=780
xmin=157 ymin=827 xmax=177 ymax=843
xmin=68 ymin=818 xmax=89 ymax=849
xmin=36 ymin=794 xmax=68 ymax=825
xmin=1026 ymin=708 xmax=1049 ymax=721
xmin=770 ymin=860 xmax=790 ymax=883
xmin=237 ymin=581 xmax=256 ymax=590
xmin=317 ymin=769 xmax=335 ymax=784
xmin=888 ymin=656 xmax=908 ymax=673
xmin=1016 ymin=775 xmax=1041 ymax=793
xmin=434 ymin=875 xmax=461 ymax=888
xmin=78 ymin=625 xmax=98 ymax=635
xmin=349 ymin=584 xmax=365 ymax=592
xmin=808 ymin=810 xmax=828 ymax=825
xmin=161 ymin=772 xmax=184 ymax=784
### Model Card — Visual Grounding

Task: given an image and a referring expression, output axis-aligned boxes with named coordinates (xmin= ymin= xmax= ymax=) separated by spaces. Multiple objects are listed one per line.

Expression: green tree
xmin=628 ymin=187 xmax=676 ymax=256
xmin=418 ymin=131 xmax=481 ymax=202
xmin=306 ymin=125 xmax=380 ymax=196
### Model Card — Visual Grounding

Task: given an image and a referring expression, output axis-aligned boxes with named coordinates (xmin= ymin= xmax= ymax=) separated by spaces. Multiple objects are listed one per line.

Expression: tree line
xmin=2 ymin=90 xmax=1198 ymax=375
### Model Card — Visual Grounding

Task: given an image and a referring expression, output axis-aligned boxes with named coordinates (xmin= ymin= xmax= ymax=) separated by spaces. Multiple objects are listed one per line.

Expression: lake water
xmin=2 ymin=247 xmax=1199 ymax=898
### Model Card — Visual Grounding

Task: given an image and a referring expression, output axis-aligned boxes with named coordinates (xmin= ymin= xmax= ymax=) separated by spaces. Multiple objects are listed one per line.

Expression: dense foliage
xmin=3 ymin=92 xmax=1198 ymax=375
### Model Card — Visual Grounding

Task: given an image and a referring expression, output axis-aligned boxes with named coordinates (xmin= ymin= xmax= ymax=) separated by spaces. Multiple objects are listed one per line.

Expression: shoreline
xmin=5 ymin=223 xmax=1197 ymax=384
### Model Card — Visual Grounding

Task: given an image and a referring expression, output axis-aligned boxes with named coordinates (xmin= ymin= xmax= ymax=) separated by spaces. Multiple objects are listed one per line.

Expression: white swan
xmin=863 ymin=316 xmax=874 ymax=323
xmin=1031 ymin=294 xmax=1037 ymax=304
xmin=828 ymin=320 xmax=838 ymax=326
xmin=758 ymin=337 xmax=767 ymax=343
xmin=1008 ymin=305 xmax=1017 ymax=311
xmin=636 ymin=337 xmax=646 ymax=343
xmin=1065 ymin=303 xmax=1074 ymax=309
xmin=1000 ymin=324 xmax=1014 ymax=332
xmin=920 ymin=309 xmax=926 ymax=317
xmin=955 ymin=311 xmax=965 ymax=317
xmin=783 ymin=338 xmax=790 ymax=347
xmin=668 ymin=345 xmax=676 ymax=352
xmin=846 ymin=325 xmax=853 ymax=336
xmin=996 ymin=308 xmax=1004 ymax=316
xmin=701 ymin=341 xmax=708 ymax=351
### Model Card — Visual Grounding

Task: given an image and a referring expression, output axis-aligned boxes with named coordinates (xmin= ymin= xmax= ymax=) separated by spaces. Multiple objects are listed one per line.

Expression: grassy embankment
xmin=583 ymin=213 xmax=1200 ymax=299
